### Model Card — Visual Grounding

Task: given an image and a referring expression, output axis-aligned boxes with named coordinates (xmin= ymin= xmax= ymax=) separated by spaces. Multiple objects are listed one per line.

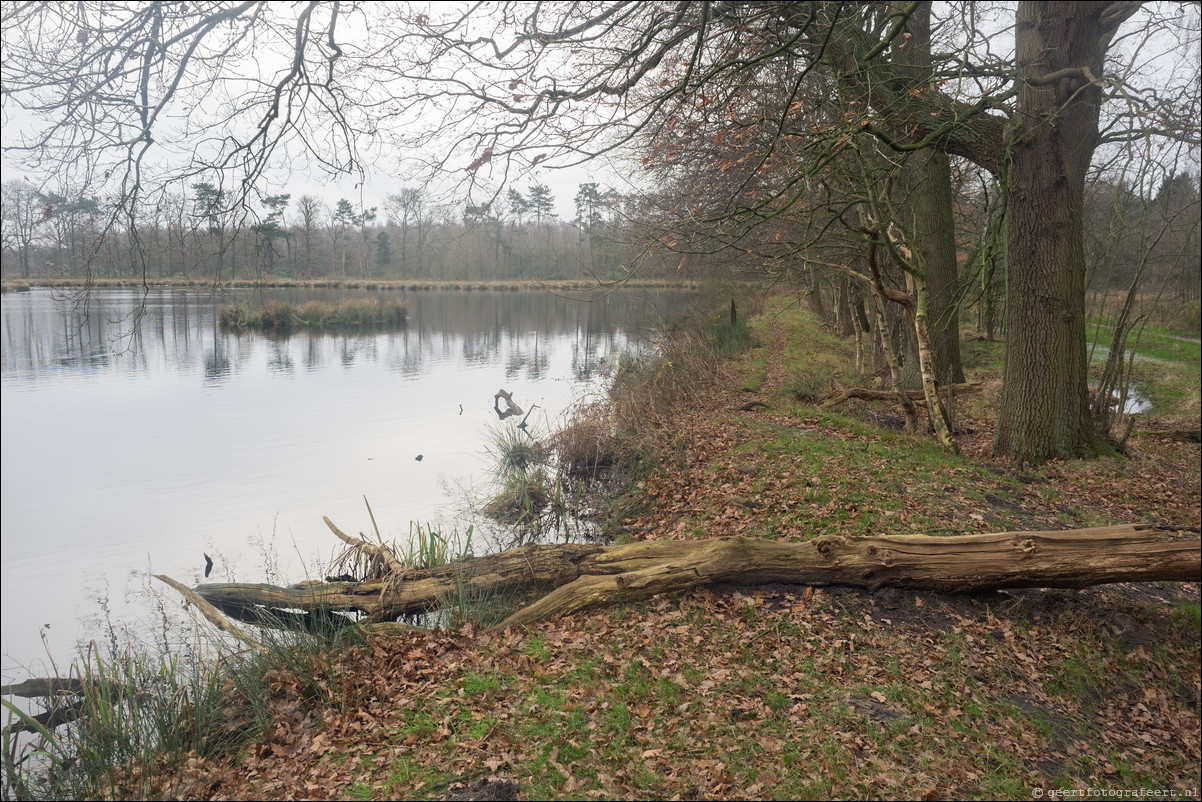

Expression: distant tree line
xmin=0 ymin=180 xmax=650 ymax=283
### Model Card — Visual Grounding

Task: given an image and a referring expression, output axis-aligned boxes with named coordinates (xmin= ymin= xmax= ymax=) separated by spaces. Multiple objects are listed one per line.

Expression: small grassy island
xmin=217 ymin=298 xmax=409 ymax=332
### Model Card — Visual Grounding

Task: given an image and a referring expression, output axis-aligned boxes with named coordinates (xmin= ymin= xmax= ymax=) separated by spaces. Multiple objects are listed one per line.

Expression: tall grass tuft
xmin=707 ymin=313 xmax=757 ymax=356
xmin=399 ymin=521 xmax=472 ymax=570
xmin=483 ymin=471 xmax=553 ymax=529
xmin=2 ymin=640 xmax=236 ymax=800
xmin=485 ymin=424 xmax=550 ymax=479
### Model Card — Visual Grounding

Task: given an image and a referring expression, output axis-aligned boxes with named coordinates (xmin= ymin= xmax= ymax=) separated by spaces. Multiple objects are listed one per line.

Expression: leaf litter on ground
xmin=158 ymin=313 xmax=1198 ymax=801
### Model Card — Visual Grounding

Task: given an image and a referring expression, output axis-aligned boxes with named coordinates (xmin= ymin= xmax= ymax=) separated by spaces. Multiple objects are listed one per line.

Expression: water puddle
xmin=1091 ymin=380 xmax=1153 ymax=414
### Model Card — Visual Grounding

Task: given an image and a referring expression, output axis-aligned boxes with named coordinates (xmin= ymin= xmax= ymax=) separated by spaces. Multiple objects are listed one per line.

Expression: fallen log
xmin=1 ymin=677 xmax=135 ymax=736
xmin=821 ymin=382 xmax=982 ymax=409
xmin=1135 ymin=429 xmax=1201 ymax=444
xmin=1 ymin=677 xmax=121 ymax=698
xmin=1 ymin=696 xmax=89 ymax=736
xmin=155 ymin=574 xmax=269 ymax=654
xmin=188 ymin=523 xmax=1200 ymax=632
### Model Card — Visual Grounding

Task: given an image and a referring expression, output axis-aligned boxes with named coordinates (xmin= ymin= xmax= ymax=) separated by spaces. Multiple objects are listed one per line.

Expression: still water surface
xmin=1 ymin=286 xmax=693 ymax=680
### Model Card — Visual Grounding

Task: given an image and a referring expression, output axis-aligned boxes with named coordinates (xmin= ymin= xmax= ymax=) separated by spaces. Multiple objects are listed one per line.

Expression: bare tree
xmin=385 ymin=188 xmax=426 ymax=278
xmin=293 ymin=194 xmax=324 ymax=280
xmin=3 ymin=1 xmax=1199 ymax=463
xmin=1 ymin=181 xmax=42 ymax=278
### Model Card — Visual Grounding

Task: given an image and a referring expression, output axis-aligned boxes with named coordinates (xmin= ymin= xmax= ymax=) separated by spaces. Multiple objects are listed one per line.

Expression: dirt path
xmin=756 ymin=317 xmax=790 ymax=394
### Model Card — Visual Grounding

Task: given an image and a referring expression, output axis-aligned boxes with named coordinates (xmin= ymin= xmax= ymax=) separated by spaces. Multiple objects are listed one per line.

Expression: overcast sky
xmin=2 ymin=2 xmax=1196 ymax=222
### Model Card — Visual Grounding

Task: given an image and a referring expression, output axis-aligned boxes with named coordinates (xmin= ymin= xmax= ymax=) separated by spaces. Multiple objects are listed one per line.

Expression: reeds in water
xmin=218 ymin=298 xmax=408 ymax=332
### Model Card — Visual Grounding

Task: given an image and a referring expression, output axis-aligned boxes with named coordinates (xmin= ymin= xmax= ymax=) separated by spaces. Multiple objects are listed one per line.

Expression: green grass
xmin=961 ymin=337 xmax=1007 ymax=371
xmin=736 ymin=352 xmax=770 ymax=392
xmin=486 ymin=424 xmax=550 ymax=480
xmin=460 ymin=671 xmax=503 ymax=696
xmin=707 ymin=314 xmax=759 ymax=356
xmin=1173 ymin=601 xmax=1202 ymax=631
xmin=774 ymin=300 xmax=860 ymax=402
xmin=1088 ymin=319 xmax=1201 ymax=364
xmin=714 ymin=410 xmax=1026 ymax=538
xmin=1125 ymin=358 xmax=1202 ymax=418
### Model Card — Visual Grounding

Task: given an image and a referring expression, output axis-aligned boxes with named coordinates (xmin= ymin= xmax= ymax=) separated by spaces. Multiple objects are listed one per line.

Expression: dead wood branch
xmin=495 ymin=388 xmax=523 ymax=420
xmin=325 ymin=515 xmax=407 ymax=579
xmin=821 ymin=383 xmax=982 ymax=409
xmin=154 ymin=574 xmax=268 ymax=655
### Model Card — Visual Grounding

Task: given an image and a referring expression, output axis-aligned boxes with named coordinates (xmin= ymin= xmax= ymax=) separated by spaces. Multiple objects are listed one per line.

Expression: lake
xmin=0 ymin=285 xmax=695 ymax=682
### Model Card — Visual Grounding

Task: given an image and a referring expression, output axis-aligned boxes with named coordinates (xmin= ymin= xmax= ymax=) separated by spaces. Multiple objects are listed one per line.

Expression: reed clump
xmin=218 ymin=298 xmax=409 ymax=332
xmin=483 ymin=471 xmax=554 ymax=528
xmin=486 ymin=424 xmax=552 ymax=479
xmin=3 ymin=641 xmax=245 ymax=800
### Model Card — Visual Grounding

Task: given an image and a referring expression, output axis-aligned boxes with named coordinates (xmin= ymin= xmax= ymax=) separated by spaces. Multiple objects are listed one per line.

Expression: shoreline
xmin=0 ymin=277 xmax=701 ymax=294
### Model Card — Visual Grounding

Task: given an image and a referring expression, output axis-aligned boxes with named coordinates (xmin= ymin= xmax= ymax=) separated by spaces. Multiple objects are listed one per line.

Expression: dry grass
xmin=607 ymin=323 xmax=727 ymax=460
xmin=217 ymin=298 xmax=409 ymax=331
xmin=1087 ymin=290 xmax=1201 ymax=335
xmin=553 ymin=402 xmax=624 ymax=479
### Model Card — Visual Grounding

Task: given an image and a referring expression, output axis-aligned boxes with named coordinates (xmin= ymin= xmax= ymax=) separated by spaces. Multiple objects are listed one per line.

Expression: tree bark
xmin=867 ymin=283 xmax=919 ymax=433
xmin=993 ymin=1 xmax=1138 ymax=462
xmin=910 ymin=273 xmax=960 ymax=452
xmin=835 ymin=276 xmax=856 ymax=336
xmin=893 ymin=3 xmax=965 ymax=385
xmin=190 ymin=524 xmax=1200 ymax=633
xmin=806 ymin=268 xmax=828 ymax=323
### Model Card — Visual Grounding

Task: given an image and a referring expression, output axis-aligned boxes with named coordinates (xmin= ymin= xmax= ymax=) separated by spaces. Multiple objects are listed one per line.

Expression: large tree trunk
xmin=805 ymin=267 xmax=828 ymax=323
xmin=899 ymin=148 xmax=964 ymax=384
xmin=835 ymin=276 xmax=856 ymax=337
xmin=894 ymin=3 xmax=964 ymax=384
xmin=186 ymin=524 xmax=1199 ymax=634
xmin=993 ymin=1 xmax=1138 ymax=462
